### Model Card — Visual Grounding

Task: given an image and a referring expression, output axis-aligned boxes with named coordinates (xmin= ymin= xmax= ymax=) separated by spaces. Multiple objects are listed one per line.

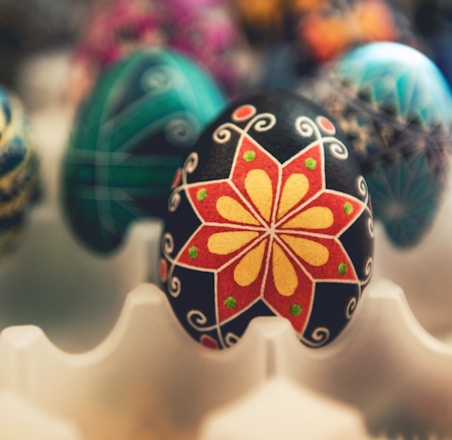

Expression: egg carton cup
xmin=0 ymin=203 xmax=162 ymax=352
xmin=0 ymin=277 xmax=451 ymax=440
xmin=373 ymin=178 xmax=452 ymax=342
xmin=0 ymin=203 xmax=452 ymax=439
xmin=0 ymin=169 xmax=451 ymax=440
xmin=0 ymin=391 xmax=81 ymax=440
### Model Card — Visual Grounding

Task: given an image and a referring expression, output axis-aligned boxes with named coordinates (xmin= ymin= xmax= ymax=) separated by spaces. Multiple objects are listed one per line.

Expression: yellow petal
xmin=245 ymin=169 xmax=273 ymax=221
xmin=208 ymin=231 xmax=259 ymax=255
xmin=281 ymin=235 xmax=329 ymax=266
xmin=234 ymin=239 xmax=267 ymax=286
xmin=277 ymin=174 xmax=309 ymax=219
xmin=272 ymin=242 xmax=298 ymax=296
xmin=216 ymin=196 xmax=260 ymax=225
xmin=282 ymin=206 xmax=333 ymax=230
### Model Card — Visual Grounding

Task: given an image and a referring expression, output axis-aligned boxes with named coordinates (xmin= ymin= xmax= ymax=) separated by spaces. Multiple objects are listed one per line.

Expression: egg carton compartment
xmin=0 ymin=203 xmax=161 ymax=352
xmin=374 ymin=176 xmax=452 ymax=342
xmin=0 ymin=274 xmax=451 ymax=440
xmin=0 ymin=391 xmax=81 ymax=440
xmin=1 ymin=172 xmax=451 ymax=440
xmin=0 ymin=198 xmax=451 ymax=439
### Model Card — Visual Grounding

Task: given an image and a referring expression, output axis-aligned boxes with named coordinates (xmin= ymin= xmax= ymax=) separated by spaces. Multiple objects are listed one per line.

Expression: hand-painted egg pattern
xmin=0 ymin=88 xmax=40 ymax=256
xmin=300 ymin=42 xmax=452 ymax=248
xmin=159 ymin=92 xmax=374 ymax=349
xmin=62 ymin=49 xmax=226 ymax=254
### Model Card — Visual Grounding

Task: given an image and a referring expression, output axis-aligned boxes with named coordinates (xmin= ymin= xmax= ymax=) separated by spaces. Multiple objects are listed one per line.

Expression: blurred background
xmin=0 ymin=0 xmax=451 ymax=353
xmin=0 ymin=0 xmax=451 ymax=101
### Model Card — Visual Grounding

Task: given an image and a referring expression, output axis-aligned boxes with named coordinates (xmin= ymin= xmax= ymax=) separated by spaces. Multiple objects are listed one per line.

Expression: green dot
xmin=338 ymin=262 xmax=348 ymax=275
xmin=188 ymin=246 xmax=198 ymax=259
xmin=243 ymin=150 xmax=256 ymax=162
xmin=290 ymin=304 xmax=303 ymax=316
xmin=224 ymin=296 xmax=237 ymax=308
xmin=344 ymin=202 xmax=353 ymax=215
xmin=305 ymin=158 xmax=317 ymax=170
xmin=197 ymin=188 xmax=207 ymax=201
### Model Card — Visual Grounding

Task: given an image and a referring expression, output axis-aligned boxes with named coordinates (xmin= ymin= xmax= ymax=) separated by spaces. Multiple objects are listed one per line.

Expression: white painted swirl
xmin=213 ymin=122 xmax=237 ymax=144
xmin=246 ymin=113 xmax=277 ymax=133
xmin=161 ymin=233 xmax=181 ymax=297
xmin=162 ymin=232 xmax=174 ymax=255
xmin=187 ymin=310 xmax=217 ymax=332
xmin=141 ymin=66 xmax=180 ymax=94
xmin=168 ymin=274 xmax=181 ymax=298
xmin=224 ymin=332 xmax=240 ymax=347
xmin=165 ymin=117 xmax=197 ymax=147
xmin=302 ymin=327 xmax=330 ymax=347
xmin=356 ymin=175 xmax=368 ymax=200
xmin=345 ymin=297 xmax=358 ymax=319
xmin=328 ymin=141 xmax=349 ymax=160
xmin=181 ymin=152 xmax=199 ymax=186
xmin=168 ymin=190 xmax=181 ymax=212
xmin=295 ymin=116 xmax=319 ymax=139
xmin=184 ymin=152 xmax=198 ymax=174
xmin=368 ymin=217 xmax=375 ymax=238
xmin=364 ymin=256 xmax=373 ymax=278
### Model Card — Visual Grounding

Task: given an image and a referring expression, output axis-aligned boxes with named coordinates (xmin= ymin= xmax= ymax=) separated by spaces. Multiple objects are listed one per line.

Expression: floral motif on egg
xmin=161 ymin=102 xmax=373 ymax=349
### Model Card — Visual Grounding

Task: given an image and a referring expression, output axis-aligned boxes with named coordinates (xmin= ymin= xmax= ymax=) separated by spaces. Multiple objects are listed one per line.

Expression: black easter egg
xmin=159 ymin=92 xmax=374 ymax=349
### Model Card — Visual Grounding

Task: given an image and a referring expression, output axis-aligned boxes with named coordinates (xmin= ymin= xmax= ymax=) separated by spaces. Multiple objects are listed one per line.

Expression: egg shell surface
xmin=0 ymin=88 xmax=40 ymax=256
xmin=300 ymin=42 xmax=452 ymax=248
xmin=160 ymin=92 xmax=374 ymax=349
xmin=62 ymin=48 xmax=226 ymax=254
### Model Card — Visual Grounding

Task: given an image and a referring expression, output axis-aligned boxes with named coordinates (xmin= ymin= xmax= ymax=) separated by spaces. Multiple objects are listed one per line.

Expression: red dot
xmin=171 ymin=168 xmax=182 ymax=189
xmin=232 ymin=105 xmax=256 ymax=121
xmin=317 ymin=116 xmax=336 ymax=134
xmin=160 ymin=259 xmax=168 ymax=282
xmin=200 ymin=334 xmax=219 ymax=349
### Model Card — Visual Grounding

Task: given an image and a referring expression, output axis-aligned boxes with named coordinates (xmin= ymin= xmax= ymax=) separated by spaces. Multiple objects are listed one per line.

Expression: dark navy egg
xmin=62 ymin=48 xmax=226 ymax=254
xmin=300 ymin=42 xmax=452 ymax=248
xmin=159 ymin=92 xmax=374 ymax=349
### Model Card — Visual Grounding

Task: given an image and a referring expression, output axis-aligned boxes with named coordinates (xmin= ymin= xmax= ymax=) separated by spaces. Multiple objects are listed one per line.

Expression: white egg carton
xmin=2 ymin=48 xmax=451 ymax=440
xmin=0 ymin=200 xmax=451 ymax=440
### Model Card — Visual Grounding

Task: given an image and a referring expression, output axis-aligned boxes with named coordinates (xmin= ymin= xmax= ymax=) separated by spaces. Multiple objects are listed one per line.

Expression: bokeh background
xmin=0 ymin=0 xmax=451 ymax=98
xmin=0 ymin=0 xmax=451 ymax=353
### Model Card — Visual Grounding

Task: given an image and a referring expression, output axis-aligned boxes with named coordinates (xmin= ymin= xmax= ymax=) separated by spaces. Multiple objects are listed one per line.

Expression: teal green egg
xmin=332 ymin=43 xmax=452 ymax=132
xmin=300 ymin=42 xmax=452 ymax=248
xmin=62 ymin=48 xmax=226 ymax=254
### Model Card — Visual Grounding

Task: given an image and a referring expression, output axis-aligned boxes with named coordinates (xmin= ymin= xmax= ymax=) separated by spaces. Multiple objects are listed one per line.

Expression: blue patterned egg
xmin=0 ymin=87 xmax=40 ymax=256
xmin=300 ymin=42 xmax=452 ymax=248
xmin=62 ymin=48 xmax=226 ymax=254
xmin=159 ymin=92 xmax=374 ymax=349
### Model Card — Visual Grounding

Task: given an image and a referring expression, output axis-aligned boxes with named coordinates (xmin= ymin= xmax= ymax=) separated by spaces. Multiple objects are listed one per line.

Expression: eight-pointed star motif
xmin=174 ymin=126 xmax=366 ymax=334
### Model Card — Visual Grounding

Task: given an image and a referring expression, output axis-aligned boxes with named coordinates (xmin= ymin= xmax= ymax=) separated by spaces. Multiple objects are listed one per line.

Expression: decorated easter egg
xmin=62 ymin=48 xmax=226 ymax=254
xmin=0 ymin=88 xmax=40 ymax=256
xmin=300 ymin=42 xmax=452 ymax=247
xmin=159 ymin=92 xmax=374 ymax=349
